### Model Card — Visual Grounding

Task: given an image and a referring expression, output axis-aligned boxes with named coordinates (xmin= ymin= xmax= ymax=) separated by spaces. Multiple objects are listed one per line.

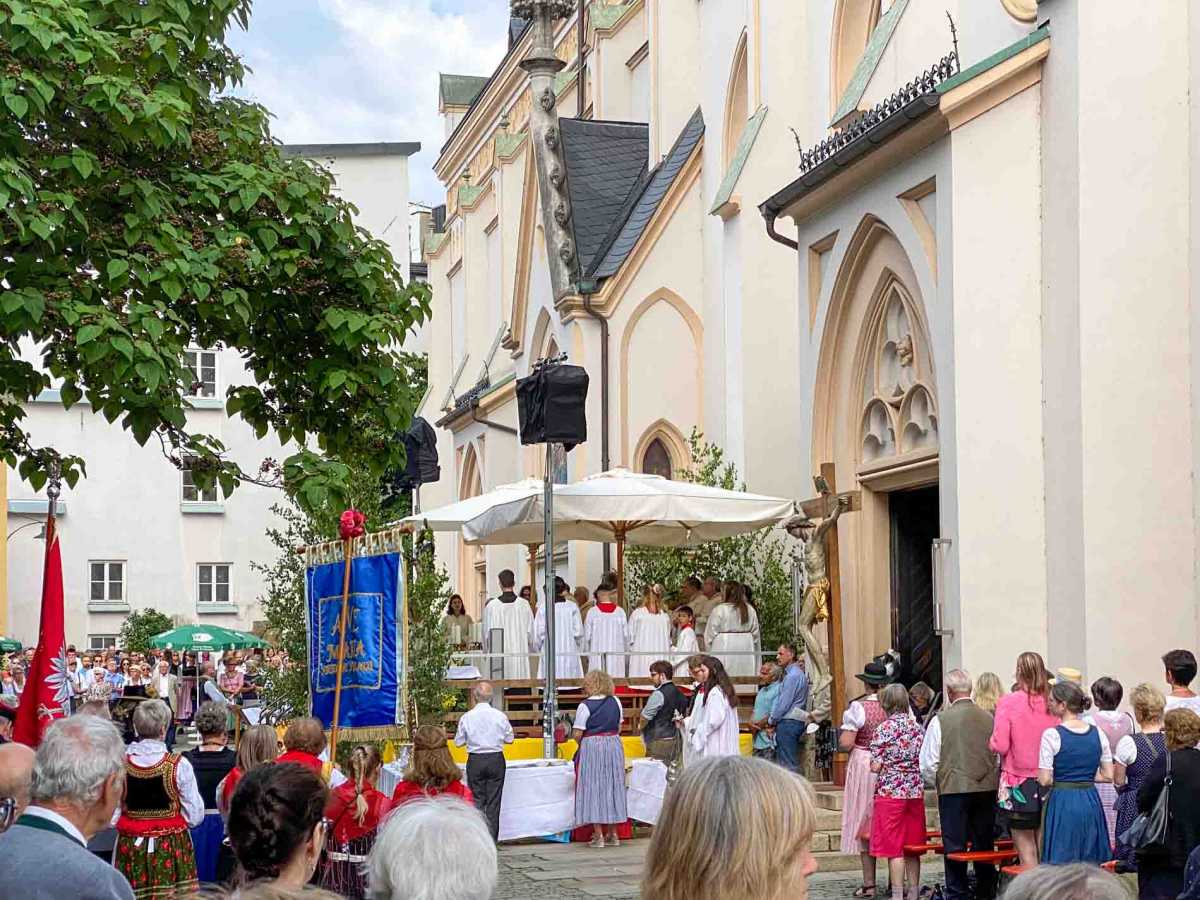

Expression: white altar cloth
xmin=626 ymin=757 xmax=667 ymax=825
xmin=378 ymin=757 xmax=577 ymax=842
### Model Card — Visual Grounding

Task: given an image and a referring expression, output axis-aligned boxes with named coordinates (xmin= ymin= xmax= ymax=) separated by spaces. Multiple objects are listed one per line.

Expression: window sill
xmin=185 ymin=397 xmax=224 ymax=411
xmin=87 ymin=602 xmax=130 ymax=613
xmin=181 ymin=502 xmax=225 ymax=515
xmin=197 ymin=603 xmax=238 ymax=615
xmin=9 ymin=499 xmax=67 ymax=516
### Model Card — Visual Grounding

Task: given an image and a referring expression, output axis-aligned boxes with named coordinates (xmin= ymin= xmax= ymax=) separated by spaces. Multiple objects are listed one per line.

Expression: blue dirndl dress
xmin=1041 ymin=724 xmax=1113 ymax=864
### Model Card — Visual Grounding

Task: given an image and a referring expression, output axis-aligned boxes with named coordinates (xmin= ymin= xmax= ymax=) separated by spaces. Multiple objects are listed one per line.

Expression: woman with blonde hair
xmin=321 ymin=744 xmax=392 ymax=898
xmin=1114 ymin=683 xmax=1167 ymax=872
xmin=628 ymin=584 xmax=672 ymax=672
xmin=990 ymin=650 xmax=1058 ymax=868
xmin=641 ymin=755 xmax=818 ymax=900
xmin=572 ymin=668 xmax=628 ymax=847
xmin=973 ymin=672 xmax=1005 ymax=715
xmin=218 ymin=723 xmax=280 ymax=816
xmin=391 ymin=724 xmax=474 ymax=805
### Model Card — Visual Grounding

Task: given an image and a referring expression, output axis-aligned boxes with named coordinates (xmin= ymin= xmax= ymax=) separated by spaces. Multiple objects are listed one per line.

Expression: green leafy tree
xmin=406 ymin=543 xmax=456 ymax=723
xmin=0 ymin=0 xmax=429 ymax=509
xmin=625 ymin=431 xmax=798 ymax=649
xmin=119 ymin=607 xmax=174 ymax=654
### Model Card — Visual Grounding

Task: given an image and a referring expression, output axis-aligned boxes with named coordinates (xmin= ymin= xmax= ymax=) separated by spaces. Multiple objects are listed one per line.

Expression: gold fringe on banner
xmin=328 ymin=724 xmax=411 ymax=745
xmin=301 ymin=527 xmax=410 ymax=567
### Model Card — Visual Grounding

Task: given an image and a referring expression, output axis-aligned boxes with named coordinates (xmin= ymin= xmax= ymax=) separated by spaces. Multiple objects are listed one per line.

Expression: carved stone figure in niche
xmin=549 ymin=165 xmax=563 ymax=189
xmin=544 ymin=126 xmax=559 ymax=149
xmin=539 ymin=87 xmax=556 ymax=111
xmin=554 ymin=201 xmax=570 ymax=227
xmin=558 ymin=238 xmax=575 ymax=265
xmin=896 ymin=334 xmax=914 ymax=367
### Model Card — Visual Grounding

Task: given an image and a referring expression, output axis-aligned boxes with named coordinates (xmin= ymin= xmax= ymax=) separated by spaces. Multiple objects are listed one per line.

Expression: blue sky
xmin=227 ymin=0 xmax=510 ymax=205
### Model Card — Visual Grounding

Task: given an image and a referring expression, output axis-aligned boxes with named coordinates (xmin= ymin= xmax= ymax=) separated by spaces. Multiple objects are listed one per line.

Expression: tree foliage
xmin=119 ymin=607 xmax=174 ymax=653
xmin=625 ymin=431 xmax=798 ymax=649
xmin=406 ymin=542 xmax=456 ymax=722
xmin=0 ymin=0 xmax=429 ymax=509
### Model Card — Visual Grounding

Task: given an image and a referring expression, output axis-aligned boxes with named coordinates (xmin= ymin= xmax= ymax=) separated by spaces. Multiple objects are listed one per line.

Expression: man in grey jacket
xmin=0 ymin=715 xmax=135 ymax=900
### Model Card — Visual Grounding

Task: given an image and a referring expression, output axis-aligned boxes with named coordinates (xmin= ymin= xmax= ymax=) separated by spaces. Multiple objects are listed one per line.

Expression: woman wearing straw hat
xmin=839 ymin=653 xmax=898 ymax=899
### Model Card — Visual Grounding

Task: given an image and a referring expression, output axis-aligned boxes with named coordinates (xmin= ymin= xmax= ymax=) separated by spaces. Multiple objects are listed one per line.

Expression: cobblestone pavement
xmin=495 ymin=839 xmax=947 ymax=899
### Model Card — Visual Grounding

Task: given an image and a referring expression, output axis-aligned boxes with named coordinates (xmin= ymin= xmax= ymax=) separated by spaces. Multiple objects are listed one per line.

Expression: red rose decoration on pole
xmin=339 ymin=508 xmax=366 ymax=541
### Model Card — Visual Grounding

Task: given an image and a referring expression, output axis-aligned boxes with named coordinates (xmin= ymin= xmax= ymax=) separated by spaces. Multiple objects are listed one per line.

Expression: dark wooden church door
xmin=889 ymin=486 xmax=942 ymax=692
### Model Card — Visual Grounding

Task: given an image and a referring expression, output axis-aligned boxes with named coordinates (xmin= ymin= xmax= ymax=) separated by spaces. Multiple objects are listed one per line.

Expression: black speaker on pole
xmin=517 ymin=361 xmax=588 ymax=450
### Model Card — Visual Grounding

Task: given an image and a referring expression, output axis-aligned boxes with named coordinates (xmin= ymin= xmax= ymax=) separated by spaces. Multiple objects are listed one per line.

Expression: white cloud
xmin=229 ymin=0 xmax=509 ymax=206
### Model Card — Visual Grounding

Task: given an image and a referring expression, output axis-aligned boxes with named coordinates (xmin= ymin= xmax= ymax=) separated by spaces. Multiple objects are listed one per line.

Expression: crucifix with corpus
xmin=785 ymin=463 xmax=860 ymax=728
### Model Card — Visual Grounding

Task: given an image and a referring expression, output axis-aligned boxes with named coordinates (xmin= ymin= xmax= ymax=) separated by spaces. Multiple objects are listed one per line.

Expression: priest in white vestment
xmin=627 ymin=584 xmax=672 ymax=677
xmin=584 ymin=583 xmax=629 ymax=678
xmin=481 ymin=569 xmax=534 ymax=680
xmin=703 ymin=584 xmax=761 ymax=679
xmin=530 ymin=576 xmax=584 ymax=679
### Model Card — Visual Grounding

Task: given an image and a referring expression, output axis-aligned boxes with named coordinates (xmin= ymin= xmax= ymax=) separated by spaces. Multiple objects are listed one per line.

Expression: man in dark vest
xmin=640 ymin=660 xmax=688 ymax=778
xmin=919 ymin=668 xmax=1000 ymax=900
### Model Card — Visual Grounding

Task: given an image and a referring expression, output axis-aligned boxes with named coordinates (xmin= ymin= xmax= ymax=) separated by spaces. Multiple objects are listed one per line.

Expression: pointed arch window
xmin=723 ymin=34 xmax=749 ymax=170
xmin=641 ymin=438 xmax=673 ymax=480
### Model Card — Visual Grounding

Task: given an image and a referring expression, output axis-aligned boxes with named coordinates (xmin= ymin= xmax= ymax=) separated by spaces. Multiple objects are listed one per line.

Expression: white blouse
xmin=840 ymin=694 xmax=878 ymax=732
xmin=1037 ymin=724 xmax=1112 ymax=770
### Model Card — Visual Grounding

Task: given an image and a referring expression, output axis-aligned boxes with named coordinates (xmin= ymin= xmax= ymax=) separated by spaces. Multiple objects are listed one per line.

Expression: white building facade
xmin=6 ymin=142 xmax=419 ymax=650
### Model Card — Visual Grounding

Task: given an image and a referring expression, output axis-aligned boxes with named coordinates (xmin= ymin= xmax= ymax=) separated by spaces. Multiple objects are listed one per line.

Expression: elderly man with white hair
xmin=112 ymin=698 xmax=204 ymax=898
xmin=0 ymin=715 xmax=135 ymax=899
xmin=919 ymin=668 xmax=1001 ymax=900
xmin=367 ymin=795 xmax=498 ymax=900
xmin=453 ymin=680 xmax=514 ymax=841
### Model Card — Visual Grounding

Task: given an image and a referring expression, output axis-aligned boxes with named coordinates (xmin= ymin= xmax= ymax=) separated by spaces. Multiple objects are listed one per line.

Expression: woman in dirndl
xmin=1114 ymin=683 xmax=1167 ymax=873
xmin=573 ymin=668 xmax=628 ymax=848
xmin=1088 ymin=676 xmax=1134 ymax=848
xmin=114 ymin=698 xmax=204 ymax=899
xmin=839 ymin=656 xmax=894 ymax=899
xmin=1037 ymin=681 xmax=1113 ymax=865
xmin=320 ymin=744 xmax=393 ymax=899
xmin=183 ymin=701 xmax=235 ymax=884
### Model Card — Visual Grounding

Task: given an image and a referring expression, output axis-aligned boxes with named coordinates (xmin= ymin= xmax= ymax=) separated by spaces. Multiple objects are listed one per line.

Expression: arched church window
xmin=641 ymin=437 xmax=673 ymax=480
xmin=830 ymin=0 xmax=885 ymax=116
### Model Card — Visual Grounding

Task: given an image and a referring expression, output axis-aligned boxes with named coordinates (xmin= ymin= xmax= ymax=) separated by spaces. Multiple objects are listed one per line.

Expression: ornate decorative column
xmin=512 ymin=0 xmax=579 ymax=300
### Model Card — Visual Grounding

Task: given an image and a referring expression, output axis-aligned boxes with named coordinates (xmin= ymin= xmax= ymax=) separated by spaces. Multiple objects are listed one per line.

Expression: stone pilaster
xmin=512 ymin=0 xmax=579 ymax=301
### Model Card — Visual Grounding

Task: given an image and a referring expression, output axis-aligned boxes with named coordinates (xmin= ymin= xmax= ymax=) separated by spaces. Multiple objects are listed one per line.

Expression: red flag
xmin=13 ymin=516 xmax=70 ymax=746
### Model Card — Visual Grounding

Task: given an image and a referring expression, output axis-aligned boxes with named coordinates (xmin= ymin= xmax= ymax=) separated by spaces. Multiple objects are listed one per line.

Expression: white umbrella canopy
xmin=400 ymin=478 xmax=546 ymax=537
xmin=462 ymin=468 xmax=794 ymax=547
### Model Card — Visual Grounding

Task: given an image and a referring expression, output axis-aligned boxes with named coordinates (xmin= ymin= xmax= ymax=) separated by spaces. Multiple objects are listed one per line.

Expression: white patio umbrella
xmin=461 ymin=468 xmax=795 ymax=606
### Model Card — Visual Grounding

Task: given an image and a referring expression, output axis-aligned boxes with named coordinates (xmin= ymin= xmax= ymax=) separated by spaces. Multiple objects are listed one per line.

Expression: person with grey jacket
xmin=0 ymin=715 xmax=135 ymax=899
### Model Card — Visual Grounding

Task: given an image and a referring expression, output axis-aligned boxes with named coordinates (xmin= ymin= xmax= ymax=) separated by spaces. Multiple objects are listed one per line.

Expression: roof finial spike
xmin=946 ymin=11 xmax=961 ymax=73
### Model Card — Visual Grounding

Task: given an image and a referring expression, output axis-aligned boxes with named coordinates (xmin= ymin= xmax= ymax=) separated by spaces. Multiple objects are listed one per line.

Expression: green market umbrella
xmin=0 ymin=636 xmax=21 ymax=652
xmin=150 ymin=625 xmax=268 ymax=715
xmin=149 ymin=625 xmax=267 ymax=652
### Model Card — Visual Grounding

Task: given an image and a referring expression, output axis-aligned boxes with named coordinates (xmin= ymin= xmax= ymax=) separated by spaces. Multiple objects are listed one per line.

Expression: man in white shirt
xmin=1162 ymin=649 xmax=1200 ymax=716
xmin=454 ymin=681 xmax=514 ymax=842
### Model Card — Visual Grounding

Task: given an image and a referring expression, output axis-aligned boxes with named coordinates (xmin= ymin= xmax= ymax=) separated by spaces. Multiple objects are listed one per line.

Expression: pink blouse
xmin=989 ymin=690 xmax=1059 ymax=786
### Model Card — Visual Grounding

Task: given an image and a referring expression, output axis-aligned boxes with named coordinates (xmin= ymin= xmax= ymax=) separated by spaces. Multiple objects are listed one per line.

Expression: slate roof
xmin=559 ymin=118 xmax=649 ymax=275
xmin=509 ymin=17 xmax=530 ymax=49
xmin=589 ymin=107 xmax=705 ymax=280
xmin=440 ymin=73 xmax=490 ymax=109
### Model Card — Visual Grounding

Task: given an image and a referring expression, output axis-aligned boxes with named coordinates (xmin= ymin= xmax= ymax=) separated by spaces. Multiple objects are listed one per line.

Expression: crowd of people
xmin=7 ymin=610 xmax=1200 ymax=899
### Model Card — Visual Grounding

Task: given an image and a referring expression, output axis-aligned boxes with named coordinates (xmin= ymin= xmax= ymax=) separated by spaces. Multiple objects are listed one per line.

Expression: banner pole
xmin=542 ymin=443 xmax=556 ymax=760
xmin=330 ymin=536 xmax=354 ymax=766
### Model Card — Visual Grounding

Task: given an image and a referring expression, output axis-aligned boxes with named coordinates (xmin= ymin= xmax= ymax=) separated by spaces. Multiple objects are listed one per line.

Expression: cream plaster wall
xmin=593 ymin=6 xmax=647 ymax=122
xmin=649 ymin=0 xmax=701 ymax=162
xmin=1071 ymin=2 xmax=1195 ymax=694
xmin=946 ymin=85 xmax=1048 ymax=680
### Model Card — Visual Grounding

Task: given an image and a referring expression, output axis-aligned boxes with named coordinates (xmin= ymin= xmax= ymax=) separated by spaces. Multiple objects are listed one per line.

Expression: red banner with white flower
xmin=13 ymin=516 xmax=69 ymax=747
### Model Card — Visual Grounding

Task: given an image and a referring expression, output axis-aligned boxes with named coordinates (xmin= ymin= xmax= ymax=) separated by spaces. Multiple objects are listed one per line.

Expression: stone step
xmin=814 ymin=786 xmax=940 ymax=812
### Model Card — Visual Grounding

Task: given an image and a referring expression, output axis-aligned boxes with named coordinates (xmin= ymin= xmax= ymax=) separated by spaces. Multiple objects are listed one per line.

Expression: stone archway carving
xmin=811 ymin=214 xmax=937 ymax=697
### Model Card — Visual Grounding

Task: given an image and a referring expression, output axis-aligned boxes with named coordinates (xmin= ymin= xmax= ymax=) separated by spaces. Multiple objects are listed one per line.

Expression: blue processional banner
xmin=305 ymin=551 xmax=405 ymax=730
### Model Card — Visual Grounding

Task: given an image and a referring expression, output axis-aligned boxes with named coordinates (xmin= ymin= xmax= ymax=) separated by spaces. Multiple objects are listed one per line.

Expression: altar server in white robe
xmin=584 ymin=582 xmax=629 ymax=678
xmin=704 ymin=581 xmax=761 ymax=679
xmin=627 ymin=584 xmax=672 ymax=674
xmin=685 ymin=655 xmax=741 ymax=759
xmin=481 ymin=569 xmax=534 ymax=680
xmin=531 ymin=576 xmax=584 ymax=679
xmin=671 ymin=605 xmax=701 ymax=678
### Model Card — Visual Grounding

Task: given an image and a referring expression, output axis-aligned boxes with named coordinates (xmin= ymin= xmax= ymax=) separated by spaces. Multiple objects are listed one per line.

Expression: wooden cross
xmin=797 ymin=463 xmax=860 ymax=726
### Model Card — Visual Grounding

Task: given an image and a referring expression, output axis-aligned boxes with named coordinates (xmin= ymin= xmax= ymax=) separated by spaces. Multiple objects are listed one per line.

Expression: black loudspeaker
xmin=517 ymin=363 xmax=589 ymax=450
xmin=396 ymin=417 xmax=440 ymax=489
